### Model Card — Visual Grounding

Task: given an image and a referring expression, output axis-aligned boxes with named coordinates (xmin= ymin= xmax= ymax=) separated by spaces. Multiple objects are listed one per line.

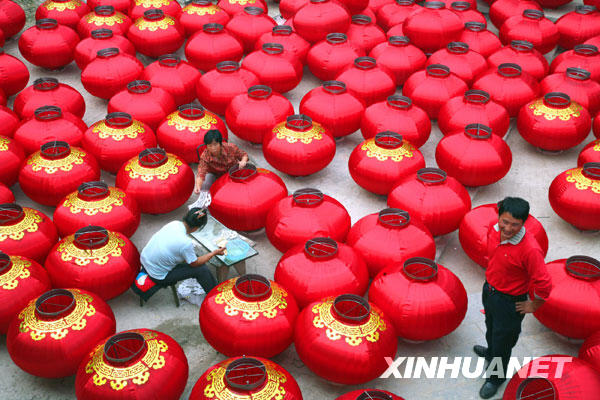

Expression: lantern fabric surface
xmin=88 ymin=0 xmax=131 ymax=14
xmin=0 ymin=182 xmax=13 ymax=203
xmin=541 ymin=68 xmax=600 ymax=115
xmin=185 ymin=23 xmax=244 ymax=72
xmin=279 ymin=0 xmax=308 ymax=19
xmin=489 ymin=0 xmax=542 ymax=29
xmin=15 ymin=77 xmax=86 ymax=119
xmin=218 ymin=0 xmax=267 ymax=16
xmin=209 ymin=165 xmax=287 ymax=231
xmin=74 ymin=29 xmax=136 ymax=70
xmin=307 ymin=33 xmax=364 ymax=81
xmin=579 ymin=330 xmax=600 ymax=373
xmin=459 ymin=22 xmax=502 ymax=58
xmin=36 ymin=0 xmax=90 ymax=29
xmin=77 ymin=5 xmax=131 ymax=38
xmin=499 ymin=10 xmax=559 ymax=55
xmin=180 ymin=0 xmax=230 ymax=37
xmin=345 ymin=15 xmax=386 ymax=54
xmin=335 ymin=56 xmax=395 ymax=106
xmin=369 ymin=36 xmax=427 ymax=86
xmin=76 ymin=329 xmax=189 ymax=400
xmin=18 ymin=19 xmax=79 ymax=70
xmin=376 ymin=0 xmax=419 ymax=31
xmin=140 ymin=55 xmax=200 ymax=106
xmin=200 ymin=274 xmax=298 ymax=357
xmin=294 ymin=294 xmax=397 ymax=384
xmin=54 ymin=181 xmax=140 ymax=238
xmin=337 ymin=389 xmax=405 ymax=400
xmin=578 ymin=139 xmax=600 ymax=166
xmin=0 ymin=0 xmax=26 ymax=38
xmin=449 ymin=1 xmax=485 ymax=25
xmin=458 ymin=203 xmax=549 ymax=268
xmin=549 ymin=163 xmax=600 ymax=231
xmin=556 ymin=6 xmax=600 ymax=50
xmin=7 ymin=288 xmax=116 ymax=378
xmin=225 ymin=7 xmax=276 ymax=54
xmin=263 ymin=115 xmax=335 ymax=176
xmin=487 ymin=40 xmax=549 ymax=81
xmin=0 ymin=135 xmax=25 ymax=187
xmin=19 ymin=142 xmax=100 ymax=207
xmin=0 ymin=106 xmax=19 ymax=138
xmin=426 ymin=42 xmax=487 ymax=85
xmin=275 ymin=237 xmax=369 ymax=309
xmin=403 ymin=1 xmax=463 ymax=54
xmin=129 ymin=0 xmax=182 ymax=20
xmin=81 ymin=48 xmax=144 ymax=100
xmin=243 ymin=43 xmax=303 ymax=94
xmin=292 ymin=0 xmax=351 ymax=44
xmin=550 ymin=44 xmax=600 ymax=83
xmin=82 ymin=112 xmax=156 ymax=174
xmin=388 ymin=168 xmax=471 ymax=236
xmin=266 ymin=188 xmax=351 ymax=253
xmin=189 ymin=356 xmax=302 ymax=400
xmin=0 ymin=253 xmax=51 ymax=334
xmin=0 ymin=49 xmax=29 ymax=97
xmin=256 ymin=26 xmax=310 ymax=65
xmin=127 ymin=9 xmax=184 ymax=58
xmin=116 ymin=148 xmax=194 ymax=214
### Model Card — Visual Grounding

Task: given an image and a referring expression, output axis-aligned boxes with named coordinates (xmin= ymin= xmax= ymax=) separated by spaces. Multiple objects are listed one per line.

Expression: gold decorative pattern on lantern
xmin=125 ymin=156 xmax=182 ymax=182
xmin=361 ymin=139 xmax=415 ymax=162
xmin=528 ymin=99 xmax=582 ymax=121
xmin=57 ymin=231 xmax=125 ymax=266
xmin=43 ymin=0 xmax=81 ymax=11
xmin=166 ymin=112 xmax=218 ymax=133
xmin=593 ymin=140 xmax=600 ymax=152
xmin=26 ymin=148 xmax=86 ymax=174
xmin=184 ymin=4 xmax=219 ymax=15
xmin=85 ymin=330 xmax=168 ymax=391
xmin=0 ymin=209 xmax=43 ymax=242
xmin=92 ymin=120 xmax=146 ymax=141
xmin=227 ymin=0 xmax=257 ymax=5
xmin=61 ymin=188 xmax=125 ymax=216
xmin=214 ymin=279 xmax=288 ymax=320
xmin=311 ymin=298 xmax=387 ymax=347
xmin=0 ymin=136 xmax=9 ymax=151
xmin=203 ymin=359 xmax=287 ymax=399
xmin=135 ymin=0 xmax=171 ymax=6
xmin=0 ymin=257 xmax=31 ymax=290
xmin=86 ymin=13 xmax=126 ymax=27
xmin=134 ymin=15 xmax=175 ymax=31
xmin=18 ymin=289 xmax=96 ymax=341
xmin=566 ymin=168 xmax=600 ymax=194
xmin=274 ymin=123 xmax=324 ymax=145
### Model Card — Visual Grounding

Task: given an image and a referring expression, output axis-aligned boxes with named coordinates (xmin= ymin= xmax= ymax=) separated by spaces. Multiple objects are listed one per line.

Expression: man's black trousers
xmin=153 ymin=263 xmax=217 ymax=294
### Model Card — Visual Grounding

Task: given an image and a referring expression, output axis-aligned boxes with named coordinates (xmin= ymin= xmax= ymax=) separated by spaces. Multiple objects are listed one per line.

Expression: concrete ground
xmin=1 ymin=0 xmax=598 ymax=399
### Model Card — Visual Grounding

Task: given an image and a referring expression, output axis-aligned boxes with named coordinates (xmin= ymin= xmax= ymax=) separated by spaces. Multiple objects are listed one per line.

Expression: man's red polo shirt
xmin=485 ymin=224 xmax=552 ymax=300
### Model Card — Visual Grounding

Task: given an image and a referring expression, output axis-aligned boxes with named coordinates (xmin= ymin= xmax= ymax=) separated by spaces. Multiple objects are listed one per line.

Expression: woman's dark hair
xmin=204 ymin=129 xmax=223 ymax=145
xmin=183 ymin=207 xmax=208 ymax=229
xmin=498 ymin=197 xmax=530 ymax=222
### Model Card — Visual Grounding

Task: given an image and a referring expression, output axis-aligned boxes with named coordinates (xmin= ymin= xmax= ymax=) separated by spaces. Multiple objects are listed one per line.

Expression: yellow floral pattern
xmin=361 ymin=138 xmax=415 ymax=162
xmin=529 ymin=99 xmax=583 ymax=121
xmin=61 ymin=188 xmax=126 ymax=216
xmin=274 ymin=123 xmax=325 ymax=145
xmin=85 ymin=13 xmax=127 ymax=27
xmin=0 ymin=256 xmax=31 ymax=290
xmin=26 ymin=148 xmax=86 ymax=174
xmin=225 ymin=0 xmax=257 ymax=5
xmin=0 ymin=136 xmax=9 ymax=151
xmin=166 ymin=111 xmax=218 ymax=133
xmin=135 ymin=0 xmax=171 ymax=6
xmin=214 ymin=279 xmax=288 ymax=321
xmin=43 ymin=0 xmax=81 ymax=11
xmin=183 ymin=4 xmax=220 ymax=15
xmin=92 ymin=120 xmax=146 ymax=141
xmin=566 ymin=168 xmax=600 ymax=194
xmin=0 ymin=209 xmax=43 ymax=242
xmin=56 ymin=231 xmax=126 ymax=266
xmin=125 ymin=155 xmax=182 ymax=182
xmin=134 ymin=15 xmax=175 ymax=31
xmin=593 ymin=140 xmax=600 ymax=152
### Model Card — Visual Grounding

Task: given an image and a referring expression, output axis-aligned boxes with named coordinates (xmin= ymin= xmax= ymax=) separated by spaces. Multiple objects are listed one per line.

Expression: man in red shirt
xmin=474 ymin=197 xmax=552 ymax=399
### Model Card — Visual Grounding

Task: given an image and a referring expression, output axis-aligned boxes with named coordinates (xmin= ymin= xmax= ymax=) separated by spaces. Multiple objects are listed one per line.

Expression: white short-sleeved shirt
xmin=140 ymin=221 xmax=198 ymax=280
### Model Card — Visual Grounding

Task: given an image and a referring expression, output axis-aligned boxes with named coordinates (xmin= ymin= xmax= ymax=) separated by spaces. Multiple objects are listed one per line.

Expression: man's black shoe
xmin=479 ymin=381 xmax=501 ymax=399
xmin=473 ymin=345 xmax=489 ymax=358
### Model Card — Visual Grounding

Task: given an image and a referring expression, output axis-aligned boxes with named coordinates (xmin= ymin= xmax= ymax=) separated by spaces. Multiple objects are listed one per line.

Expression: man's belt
xmin=485 ymin=281 xmax=528 ymax=302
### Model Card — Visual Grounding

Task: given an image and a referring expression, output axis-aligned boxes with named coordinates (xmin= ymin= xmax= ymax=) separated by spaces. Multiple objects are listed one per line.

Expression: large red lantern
xmin=74 ymin=29 xmax=136 ymax=70
xmin=294 ymin=294 xmax=397 ymax=384
xmin=54 ymin=181 xmax=140 ymax=238
xmin=45 ymin=226 xmax=139 ymax=300
xmin=217 ymin=0 xmax=267 ymax=16
xmin=36 ymin=0 xmax=90 ymax=29
xmin=209 ymin=164 xmax=287 ymax=231
xmin=180 ymin=0 xmax=230 ymax=37
xmin=275 ymin=237 xmax=369 ymax=309
xmin=500 ymin=10 xmax=559 ymax=55
xmin=0 ymin=49 xmax=29 ymax=97
xmin=140 ymin=55 xmax=200 ymax=107
xmin=556 ymin=5 xmax=600 ymax=50
xmin=307 ymin=33 xmax=364 ymax=81
xmin=0 ymin=0 xmax=26 ymax=38
xmin=458 ymin=21 xmax=502 ymax=58
xmin=15 ymin=77 xmax=86 ymax=119
xmin=472 ymin=63 xmax=540 ymax=117
xmin=200 ymin=274 xmax=298 ymax=357
xmin=596 ymin=111 xmax=600 ymax=138
xmin=7 ymin=288 xmax=116 ymax=378
xmin=346 ymin=14 xmax=386 ymax=54
xmin=0 ymin=106 xmax=19 ymax=138
xmin=580 ymin=330 xmax=600 ymax=373
xmin=76 ymin=329 xmax=188 ymax=400
xmin=19 ymin=19 xmax=79 ymax=70
xmin=360 ymin=95 xmax=431 ymax=147
xmin=489 ymin=0 xmax=541 ymax=30
xmin=256 ymin=25 xmax=310 ymax=65
xmin=337 ymin=390 xmax=405 ymax=400
xmin=449 ymin=1 xmax=484 ymax=25
xmin=458 ymin=203 xmax=549 ymax=268
xmin=116 ymin=148 xmax=194 ymax=214
xmin=0 ymin=135 xmax=25 ymax=187
xmin=157 ymin=104 xmax=226 ymax=164
xmin=266 ymin=188 xmax=351 ymax=253
xmin=0 ymin=252 xmax=50 ymax=334
xmin=403 ymin=1 xmax=463 ymax=54
xmin=225 ymin=7 xmax=276 ymax=54
xmin=541 ymin=68 xmax=600 ymax=115
xmin=426 ymin=42 xmax=487 ymax=85
xmin=438 ymin=90 xmax=510 ymax=137
xmin=578 ymin=139 xmax=600 ymax=166
xmin=549 ymin=163 xmax=600 ymax=231
xmin=370 ymin=257 xmax=467 ymax=340
xmin=14 ymin=106 xmax=87 ymax=155
xmin=369 ymin=36 xmax=426 ymax=86
xmin=376 ymin=0 xmax=419 ymax=31
xmin=0 ymin=183 xmax=13 ymax=203
xmin=226 ymin=85 xmax=293 ymax=144
xmin=349 ymin=132 xmax=425 ymax=195
xmin=403 ymin=64 xmax=468 ymax=120
xmin=243 ymin=43 xmax=303 ymax=94
xmin=550 ymin=44 xmax=600 ymax=83
xmin=292 ymin=0 xmax=350 ymax=44
xmin=487 ymin=40 xmax=548 ymax=81
xmin=436 ymin=123 xmax=512 ymax=187
xmin=19 ymin=142 xmax=100 ymax=207
xmin=185 ymin=23 xmax=244 ymax=72
xmin=263 ymin=115 xmax=335 ymax=176
xmin=190 ymin=356 xmax=302 ymax=400
xmin=127 ymin=9 xmax=185 ymax=58
xmin=129 ymin=0 xmax=181 ymax=20
xmin=335 ymin=56 xmax=395 ymax=106
xmin=77 ymin=5 xmax=131 ymax=38
xmin=388 ymin=168 xmax=471 ymax=236
xmin=82 ymin=112 xmax=156 ymax=174
xmin=279 ymin=0 xmax=308 ymax=19
xmin=586 ymin=34 xmax=600 ymax=48
xmin=88 ymin=0 xmax=131 ymax=14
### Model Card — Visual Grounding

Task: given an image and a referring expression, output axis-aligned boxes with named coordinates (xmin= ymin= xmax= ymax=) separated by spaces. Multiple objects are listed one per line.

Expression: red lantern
xmin=0 ymin=135 xmax=24 ymax=187
xmin=487 ymin=40 xmax=549 ymax=81
xmin=14 ymin=106 xmax=87 ymax=155
xmin=449 ymin=1 xmax=484 ymax=25
xmin=458 ymin=21 xmax=502 ymax=58
xmin=88 ymin=0 xmax=131 ymax=14
xmin=369 ymin=36 xmax=426 ymax=86
xmin=116 ymin=148 xmax=194 ymax=214
xmin=403 ymin=64 xmax=468 ymax=120
xmin=337 ymin=390 xmax=405 ymax=400
xmin=0 ymin=253 xmax=50 ymax=334
xmin=403 ymin=1 xmax=463 ymax=54
xmin=335 ymin=56 xmax=395 ymax=106
xmin=243 ymin=43 xmax=303 ymax=94
xmin=263 ymin=115 xmax=336 ymax=176
xmin=36 ymin=0 xmax=90 ymax=29
xmin=7 ymin=288 xmax=116 ymax=378
xmin=499 ymin=9 xmax=559 ymax=55
xmin=472 ymin=63 xmax=540 ymax=117
xmin=217 ymin=0 xmax=267 ymax=17
xmin=75 ymin=29 xmax=136 ymax=70
xmin=256 ymin=25 xmax=310 ymax=65
xmin=458 ymin=203 xmax=549 ymax=268
xmin=580 ymin=330 xmax=600 ymax=373
xmin=556 ymin=5 xmax=600 ymax=50
xmin=578 ymin=139 xmax=600 ymax=166
xmin=15 ymin=77 xmax=86 ymax=119
xmin=349 ymin=132 xmax=425 ymax=195
xmin=0 ymin=183 xmax=13 ymax=203
xmin=436 ymin=123 xmax=512 ymax=187
xmin=340 ymin=0 xmax=369 ymax=14
xmin=489 ymin=0 xmax=541 ymax=30
xmin=197 ymin=61 xmax=260 ymax=116
xmin=19 ymin=142 xmax=100 ymax=207
xmin=200 ymin=274 xmax=298 ymax=357
xmin=45 ymin=226 xmax=139 ymax=300
xmin=76 ymin=329 xmax=189 ymax=400
xmin=82 ymin=48 xmax=144 ymax=100
xmin=385 ymin=22 xmax=404 ymax=38
xmin=82 ymin=112 xmax=157 ymax=174
xmin=0 ymin=49 xmax=29 ymax=97
xmin=360 ymin=95 xmax=431 ymax=147
xmin=127 ymin=9 xmax=185 ymax=58
xmin=18 ymin=19 xmax=79 ymax=70
xmin=587 ymin=0 xmax=600 ymax=7
xmin=376 ymin=0 xmax=419 ymax=32
xmin=54 ymin=181 xmax=140 ymax=238
xmin=346 ymin=14 xmax=386 ymax=54
xmin=294 ymin=294 xmax=397 ymax=384
xmin=596 ymin=111 xmax=600 ymax=138
xmin=307 ymin=33 xmax=364 ymax=81
xmin=427 ymin=41 xmax=487 ymax=85
xmin=190 ymin=356 xmax=302 ymax=400
xmin=275 ymin=237 xmax=369 ymax=309
xmin=0 ymin=0 xmax=26 ymax=39
xmin=585 ymin=34 xmax=600 ymax=48
xmin=388 ymin=168 xmax=471 ymax=236
xmin=185 ymin=23 xmax=243 ymax=72
xmin=225 ymin=7 xmax=276 ymax=54
xmin=279 ymin=0 xmax=308 ymax=19
xmin=0 ymin=106 xmax=19 ymax=138
xmin=140 ymin=55 xmax=200 ymax=106
xmin=541 ymin=68 xmax=600 ymax=115
xmin=368 ymin=0 xmax=395 ymax=13
xmin=129 ymin=0 xmax=181 ymax=20
xmin=537 ymin=0 xmax=573 ymax=8
xmin=180 ymin=0 xmax=230 ymax=37
xmin=549 ymin=163 xmax=600 ymax=231
xmin=292 ymin=0 xmax=350 ymax=44
xmin=266 ymin=188 xmax=351 ymax=253
xmin=209 ymin=164 xmax=287 ymax=231
xmin=550 ymin=44 xmax=600 ymax=83
xmin=77 ymin=5 xmax=131 ymax=38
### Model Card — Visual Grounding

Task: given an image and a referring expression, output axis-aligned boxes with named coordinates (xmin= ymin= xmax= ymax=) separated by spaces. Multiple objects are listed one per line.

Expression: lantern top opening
xmin=286 ymin=114 xmax=313 ymax=131
xmin=351 ymin=15 xmax=371 ymax=25
xmin=229 ymin=163 xmax=257 ymax=181
xmin=424 ymin=1 xmax=445 ymax=9
xmin=0 ymin=203 xmax=24 ymax=226
xmin=464 ymin=123 xmax=492 ymax=139
xmin=389 ymin=36 xmax=410 ymax=46
xmin=248 ymin=85 xmax=272 ymax=99
xmin=510 ymin=40 xmax=534 ymax=52
xmin=516 ymin=377 xmax=556 ymax=400
xmin=333 ymin=294 xmax=371 ymax=323
xmin=191 ymin=0 xmax=212 ymax=5
xmin=78 ymin=181 xmax=110 ymax=201
xmin=158 ymin=54 xmax=181 ymax=67
xmin=465 ymin=22 xmax=485 ymax=32
xmin=447 ymin=42 xmax=469 ymax=54
xmin=217 ymin=61 xmax=240 ymax=73
xmin=203 ymin=23 xmax=224 ymax=34
xmin=354 ymin=57 xmax=376 ymax=70
xmin=244 ymin=6 xmax=263 ymax=15
xmin=356 ymin=390 xmax=394 ymax=400
xmin=106 ymin=112 xmax=133 ymax=127
xmin=417 ymin=167 xmax=447 ymax=184
xmin=576 ymin=5 xmax=597 ymax=14
xmin=262 ymin=42 xmax=284 ymax=55
xmin=273 ymin=25 xmax=292 ymax=35
xmin=225 ymin=357 xmax=268 ymax=391
xmin=498 ymin=63 xmax=522 ymax=77
xmin=426 ymin=64 xmax=451 ymax=77
xmin=375 ymin=132 xmax=403 ymax=149
xmin=36 ymin=18 xmax=58 ymax=30
xmin=94 ymin=5 xmax=116 ymax=16
xmin=33 ymin=77 xmax=59 ymax=91
xmin=387 ymin=95 xmax=412 ymax=109
xmin=523 ymin=9 xmax=544 ymax=20
xmin=323 ymin=80 xmax=346 ymax=94
xmin=378 ymin=208 xmax=410 ymax=228
xmin=35 ymin=289 xmax=76 ymax=320
xmin=543 ymin=92 xmax=571 ymax=109
xmin=326 ymin=33 xmax=347 ymax=44
xmin=305 ymin=237 xmax=338 ymax=258
xmin=74 ymin=226 xmax=110 ymax=250
xmin=0 ymin=251 xmax=11 ymax=274
xmin=582 ymin=162 xmax=600 ymax=180
xmin=565 ymin=255 xmax=600 ymax=281
xmin=127 ymin=80 xmax=152 ymax=94
xmin=234 ymin=274 xmax=272 ymax=300
xmin=566 ymin=67 xmax=590 ymax=81
xmin=97 ymin=47 xmax=120 ymax=58
xmin=143 ymin=9 xmax=165 ymax=21
xmin=451 ymin=2 xmax=472 ymax=11
xmin=465 ymin=89 xmax=490 ymax=104
xmin=403 ymin=257 xmax=438 ymax=281
xmin=35 ymin=105 xmax=62 ymax=121
xmin=104 ymin=332 xmax=148 ymax=366
xmin=293 ymin=188 xmax=324 ymax=206
xmin=139 ymin=148 xmax=168 ymax=167
xmin=179 ymin=103 xmax=205 ymax=120
xmin=397 ymin=0 xmax=415 ymax=6
xmin=91 ymin=29 xmax=113 ymax=39
xmin=41 ymin=141 xmax=71 ymax=160
xmin=574 ymin=44 xmax=599 ymax=56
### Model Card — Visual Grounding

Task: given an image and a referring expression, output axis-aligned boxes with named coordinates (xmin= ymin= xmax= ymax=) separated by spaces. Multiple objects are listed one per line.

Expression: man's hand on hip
xmin=516 ymin=299 xmax=544 ymax=314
